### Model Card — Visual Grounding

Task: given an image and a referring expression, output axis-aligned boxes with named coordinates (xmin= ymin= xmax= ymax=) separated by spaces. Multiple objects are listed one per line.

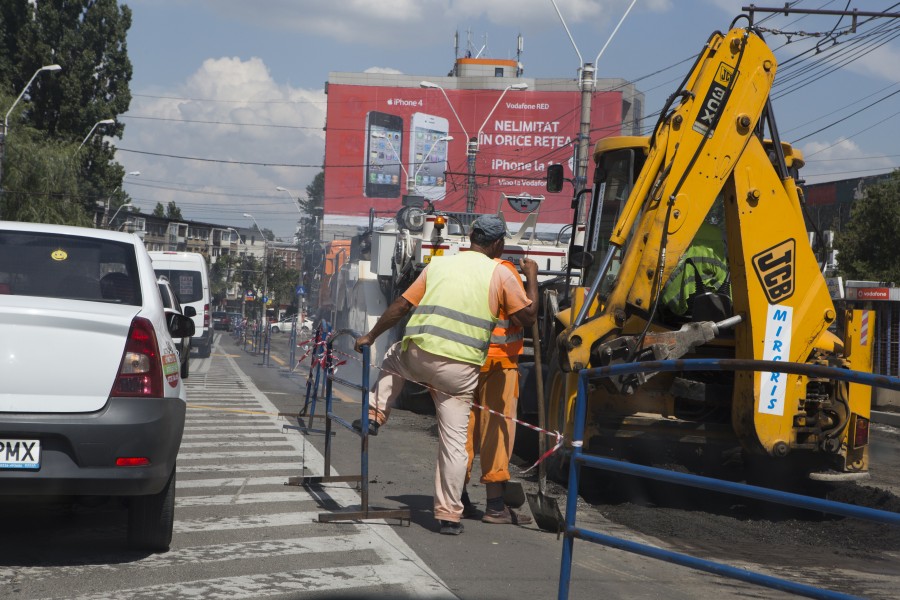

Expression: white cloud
xmin=364 ymin=66 xmax=405 ymax=75
xmin=119 ymin=56 xmax=326 ymax=238
xmin=209 ymin=0 xmax=676 ymax=46
xmin=800 ymin=137 xmax=894 ymax=184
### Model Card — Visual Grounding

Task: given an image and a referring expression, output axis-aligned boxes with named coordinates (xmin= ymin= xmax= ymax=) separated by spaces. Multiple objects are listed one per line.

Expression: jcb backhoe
xmin=545 ymin=18 xmax=872 ymax=481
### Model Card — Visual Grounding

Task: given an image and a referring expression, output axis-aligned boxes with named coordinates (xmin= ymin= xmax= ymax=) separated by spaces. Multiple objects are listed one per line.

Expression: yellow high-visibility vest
xmin=403 ymin=251 xmax=498 ymax=365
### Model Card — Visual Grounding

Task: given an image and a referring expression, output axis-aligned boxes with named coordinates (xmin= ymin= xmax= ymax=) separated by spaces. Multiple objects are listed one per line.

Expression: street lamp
xmin=0 ymin=63 xmax=63 ymax=216
xmin=108 ymin=200 xmax=132 ymax=228
xmin=420 ymin=80 xmax=527 ymax=212
xmin=78 ymin=118 xmax=115 ymax=150
xmin=244 ymin=212 xmax=268 ymax=318
xmin=103 ymin=171 xmax=139 ymax=228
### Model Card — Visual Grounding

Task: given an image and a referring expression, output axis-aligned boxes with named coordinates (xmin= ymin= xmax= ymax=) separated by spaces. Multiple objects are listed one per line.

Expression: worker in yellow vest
xmin=463 ymin=256 xmax=538 ymax=525
xmin=354 ymin=215 xmax=537 ymax=535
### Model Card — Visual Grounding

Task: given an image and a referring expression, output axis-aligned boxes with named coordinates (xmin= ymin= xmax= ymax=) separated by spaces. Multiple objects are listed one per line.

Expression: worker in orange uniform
xmin=463 ymin=256 xmax=538 ymax=524
xmin=353 ymin=215 xmax=537 ymax=535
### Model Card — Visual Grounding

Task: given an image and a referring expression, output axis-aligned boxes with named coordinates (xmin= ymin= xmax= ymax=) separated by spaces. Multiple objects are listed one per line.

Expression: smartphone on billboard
xmin=408 ymin=113 xmax=449 ymax=201
xmin=364 ymin=111 xmax=404 ymax=198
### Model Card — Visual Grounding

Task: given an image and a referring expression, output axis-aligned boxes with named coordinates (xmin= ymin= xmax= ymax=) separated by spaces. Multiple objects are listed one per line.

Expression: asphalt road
xmin=1 ymin=329 xmax=896 ymax=599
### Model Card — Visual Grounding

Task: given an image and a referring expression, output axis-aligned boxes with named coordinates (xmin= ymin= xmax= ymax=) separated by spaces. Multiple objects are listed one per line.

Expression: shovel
xmin=525 ymin=321 xmax=565 ymax=536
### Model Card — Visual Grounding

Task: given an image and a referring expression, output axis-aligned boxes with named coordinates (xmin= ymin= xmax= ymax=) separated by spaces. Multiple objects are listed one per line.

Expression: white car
xmin=0 ymin=221 xmax=195 ymax=552
xmin=270 ymin=316 xmax=313 ymax=335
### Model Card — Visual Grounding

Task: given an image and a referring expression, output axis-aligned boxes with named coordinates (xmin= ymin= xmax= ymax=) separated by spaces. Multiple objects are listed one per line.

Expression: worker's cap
xmin=470 ymin=215 xmax=506 ymax=242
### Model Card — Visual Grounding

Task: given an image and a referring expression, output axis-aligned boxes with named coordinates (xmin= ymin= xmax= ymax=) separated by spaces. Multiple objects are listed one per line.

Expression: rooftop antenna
xmin=517 ymin=33 xmax=524 ymax=76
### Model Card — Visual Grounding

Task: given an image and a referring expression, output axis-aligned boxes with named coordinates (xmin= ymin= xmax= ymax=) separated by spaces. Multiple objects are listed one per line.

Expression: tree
xmin=834 ymin=169 xmax=900 ymax=283
xmin=153 ymin=202 xmax=165 ymax=217
xmin=1 ymin=125 xmax=92 ymax=225
xmin=1 ymin=0 xmax=133 ymax=221
xmin=165 ymin=201 xmax=182 ymax=220
xmin=297 ymin=169 xmax=324 ymax=243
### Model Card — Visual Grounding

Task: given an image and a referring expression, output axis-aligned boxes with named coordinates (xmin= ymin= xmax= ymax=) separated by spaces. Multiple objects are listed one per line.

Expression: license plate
xmin=0 ymin=439 xmax=41 ymax=469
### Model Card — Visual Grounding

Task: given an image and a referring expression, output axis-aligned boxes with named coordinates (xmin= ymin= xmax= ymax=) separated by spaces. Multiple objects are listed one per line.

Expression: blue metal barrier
xmin=285 ymin=328 xmax=410 ymax=524
xmin=558 ymin=358 xmax=900 ymax=600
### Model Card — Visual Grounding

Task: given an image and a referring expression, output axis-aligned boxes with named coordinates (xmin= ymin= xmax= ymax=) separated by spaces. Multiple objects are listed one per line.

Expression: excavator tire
xmin=543 ymin=345 xmax=577 ymax=484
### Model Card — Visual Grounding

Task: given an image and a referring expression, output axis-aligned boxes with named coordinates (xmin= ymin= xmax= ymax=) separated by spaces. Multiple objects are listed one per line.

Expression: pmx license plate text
xmin=0 ymin=439 xmax=41 ymax=469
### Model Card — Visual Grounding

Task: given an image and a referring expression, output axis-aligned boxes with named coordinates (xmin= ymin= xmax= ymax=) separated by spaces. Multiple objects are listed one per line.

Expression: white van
xmin=149 ymin=251 xmax=212 ymax=358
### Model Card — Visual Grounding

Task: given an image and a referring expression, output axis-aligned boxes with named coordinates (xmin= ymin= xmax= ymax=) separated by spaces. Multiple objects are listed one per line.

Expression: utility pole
xmin=551 ymin=0 xmax=636 ymax=225
xmin=575 ymin=63 xmax=595 ymax=197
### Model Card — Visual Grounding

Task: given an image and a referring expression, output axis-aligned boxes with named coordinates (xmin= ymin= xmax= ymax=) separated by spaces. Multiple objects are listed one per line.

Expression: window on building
xmin=494 ymin=67 xmax=504 ymax=77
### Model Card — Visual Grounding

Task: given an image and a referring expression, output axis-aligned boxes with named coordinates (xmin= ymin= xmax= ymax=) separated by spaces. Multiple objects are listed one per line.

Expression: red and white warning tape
xmin=316 ymin=343 xmax=565 ymax=471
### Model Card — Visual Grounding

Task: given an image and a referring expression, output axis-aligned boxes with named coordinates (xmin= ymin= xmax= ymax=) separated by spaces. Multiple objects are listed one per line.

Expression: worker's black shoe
xmin=461 ymin=499 xmax=482 ymax=519
xmin=482 ymin=506 xmax=534 ymax=525
xmin=351 ymin=419 xmax=379 ymax=436
xmin=439 ymin=520 xmax=464 ymax=535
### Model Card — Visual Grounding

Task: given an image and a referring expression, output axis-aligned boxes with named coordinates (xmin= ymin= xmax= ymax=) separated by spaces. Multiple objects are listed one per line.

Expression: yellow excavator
xmin=544 ymin=18 xmax=872 ymax=481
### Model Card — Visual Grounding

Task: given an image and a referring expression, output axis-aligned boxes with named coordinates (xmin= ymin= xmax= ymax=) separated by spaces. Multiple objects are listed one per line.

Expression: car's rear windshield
xmin=153 ymin=269 xmax=203 ymax=303
xmin=0 ymin=230 xmax=142 ymax=305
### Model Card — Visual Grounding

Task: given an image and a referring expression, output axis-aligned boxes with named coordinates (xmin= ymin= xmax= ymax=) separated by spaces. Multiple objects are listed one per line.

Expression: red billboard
xmin=324 ymin=83 xmax=622 ymax=228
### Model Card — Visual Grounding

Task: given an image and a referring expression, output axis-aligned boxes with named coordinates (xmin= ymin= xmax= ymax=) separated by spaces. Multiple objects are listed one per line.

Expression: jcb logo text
xmin=752 ymin=239 xmax=795 ymax=304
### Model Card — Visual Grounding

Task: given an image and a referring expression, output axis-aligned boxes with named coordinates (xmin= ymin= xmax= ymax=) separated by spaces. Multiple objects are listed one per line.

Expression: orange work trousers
xmin=465 ymin=361 xmax=519 ymax=484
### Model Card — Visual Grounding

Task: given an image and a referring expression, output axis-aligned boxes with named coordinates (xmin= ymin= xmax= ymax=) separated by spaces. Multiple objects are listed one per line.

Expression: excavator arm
xmin=554 ymin=22 xmax=868 ymax=472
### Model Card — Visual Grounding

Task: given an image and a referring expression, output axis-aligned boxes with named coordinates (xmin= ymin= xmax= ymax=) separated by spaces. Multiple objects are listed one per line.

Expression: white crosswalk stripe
xmin=10 ymin=334 xmax=453 ymax=600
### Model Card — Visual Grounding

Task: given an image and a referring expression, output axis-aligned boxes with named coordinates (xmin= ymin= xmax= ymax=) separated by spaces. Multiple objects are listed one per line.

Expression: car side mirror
xmin=183 ymin=306 xmax=197 ymax=318
xmin=546 ymin=164 xmax=565 ymax=193
xmin=569 ymin=250 xmax=594 ymax=269
xmin=168 ymin=313 xmax=195 ymax=338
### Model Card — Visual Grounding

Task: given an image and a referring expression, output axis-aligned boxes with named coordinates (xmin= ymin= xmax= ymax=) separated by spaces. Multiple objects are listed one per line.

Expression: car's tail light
xmin=203 ymin=303 xmax=210 ymax=328
xmin=116 ymin=457 xmax=151 ymax=467
xmin=112 ymin=317 xmax=162 ymax=397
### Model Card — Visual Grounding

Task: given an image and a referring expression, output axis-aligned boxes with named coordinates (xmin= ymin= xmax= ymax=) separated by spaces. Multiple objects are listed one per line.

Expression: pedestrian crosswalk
xmin=158 ymin=340 xmax=455 ymax=599
xmin=0 ymin=336 xmax=455 ymax=600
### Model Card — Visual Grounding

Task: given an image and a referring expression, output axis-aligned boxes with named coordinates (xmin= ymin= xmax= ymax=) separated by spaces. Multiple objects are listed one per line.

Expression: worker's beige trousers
xmin=369 ymin=340 xmax=479 ymax=523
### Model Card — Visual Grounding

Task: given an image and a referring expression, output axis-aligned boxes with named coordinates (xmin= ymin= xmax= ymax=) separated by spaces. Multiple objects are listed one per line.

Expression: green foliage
xmin=152 ymin=202 xmax=165 ymax=217
xmin=165 ymin=201 xmax=182 ymax=220
xmin=296 ymin=169 xmax=324 ymax=243
xmin=0 ymin=0 xmax=132 ymax=222
xmin=1 ymin=125 xmax=92 ymax=225
xmin=834 ymin=170 xmax=900 ymax=284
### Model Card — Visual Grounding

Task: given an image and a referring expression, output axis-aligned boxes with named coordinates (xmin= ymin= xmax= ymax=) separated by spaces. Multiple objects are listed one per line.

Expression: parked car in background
xmin=270 ymin=315 xmax=314 ymax=335
xmin=212 ymin=311 xmax=232 ymax=331
xmin=149 ymin=251 xmax=212 ymax=358
xmin=227 ymin=312 xmax=243 ymax=330
xmin=0 ymin=221 xmax=195 ymax=552
xmin=158 ymin=276 xmax=195 ymax=378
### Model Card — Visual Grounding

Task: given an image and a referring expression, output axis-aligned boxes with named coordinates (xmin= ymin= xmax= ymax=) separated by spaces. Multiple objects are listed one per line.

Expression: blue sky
xmin=116 ymin=0 xmax=900 ymax=239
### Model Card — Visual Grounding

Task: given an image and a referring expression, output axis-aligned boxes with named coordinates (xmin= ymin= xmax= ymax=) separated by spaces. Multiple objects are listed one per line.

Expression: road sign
xmin=262 ymin=296 xmax=269 ymax=304
xmin=296 ymin=285 xmax=306 ymax=296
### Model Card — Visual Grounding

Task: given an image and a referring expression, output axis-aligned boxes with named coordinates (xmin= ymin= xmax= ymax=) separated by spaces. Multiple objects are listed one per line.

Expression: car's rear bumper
xmin=0 ymin=397 xmax=185 ymax=497
xmin=192 ymin=328 xmax=212 ymax=345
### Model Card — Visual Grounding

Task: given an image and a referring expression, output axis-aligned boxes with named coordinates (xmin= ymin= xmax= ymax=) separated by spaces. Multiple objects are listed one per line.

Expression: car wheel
xmin=271 ymin=326 xmax=280 ymax=333
xmin=197 ymin=341 xmax=211 ymax=358
xmin=128 ymin=467 xmax=176 ymax=552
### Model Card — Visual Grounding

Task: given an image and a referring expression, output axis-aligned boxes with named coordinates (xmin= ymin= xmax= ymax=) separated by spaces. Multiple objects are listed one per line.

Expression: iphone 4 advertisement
xmin=408 ymin=113 xmax=449 ymax=201
xmin=364 ymin=111 xmax=404 ymax=198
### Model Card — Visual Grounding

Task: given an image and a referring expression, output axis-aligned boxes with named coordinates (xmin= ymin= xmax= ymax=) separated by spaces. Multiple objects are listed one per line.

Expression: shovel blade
xmin=526 ymin=491 xmax=564 ymax=534
xmin=503 ymin=480 xmax=527 ymax=508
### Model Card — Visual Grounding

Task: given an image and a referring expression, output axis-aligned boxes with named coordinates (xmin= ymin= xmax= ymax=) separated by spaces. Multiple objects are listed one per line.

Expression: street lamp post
xmin=420 ymin=80 xmax=527 ymax=213
xmin=78 ymin=118 xmax=115 ymax=150
xmin=103 ymin=171 xmax=139 ymax=228
xmin=244 ymin=213 xmax=268 ymax=319
xmin=108 ymin=200 xmax=132 ymax=228
xmin=0 ymin=63 xmax=63 ymax=218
